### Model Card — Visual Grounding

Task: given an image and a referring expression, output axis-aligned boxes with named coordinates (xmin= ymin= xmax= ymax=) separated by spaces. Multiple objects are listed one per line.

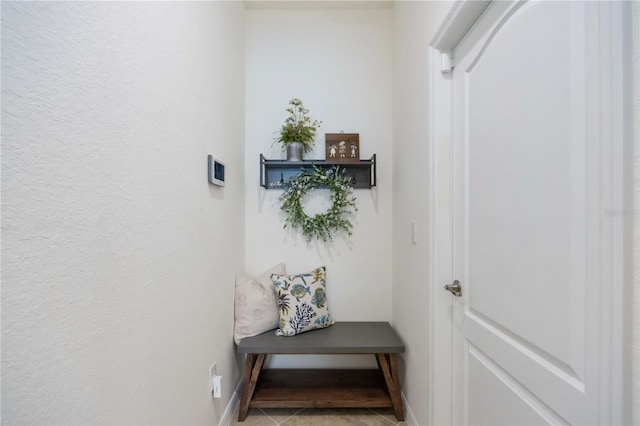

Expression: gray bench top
xmin=236 ymin=321 xmax=405 ymax=354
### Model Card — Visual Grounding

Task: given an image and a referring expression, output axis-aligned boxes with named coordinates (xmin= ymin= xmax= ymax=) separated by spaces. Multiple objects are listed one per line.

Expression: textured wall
xmin=391 ymin=1 xmax=453 ymax=425
xmin=244 ymin=6 xmax=393 ymax=369
xmin=1 ymin=2 xmax=245 ymax=424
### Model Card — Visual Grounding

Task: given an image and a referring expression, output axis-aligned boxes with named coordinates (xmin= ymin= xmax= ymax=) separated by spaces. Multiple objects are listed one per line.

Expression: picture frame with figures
xmin=325 ymin=133 xmax=360 ymax=162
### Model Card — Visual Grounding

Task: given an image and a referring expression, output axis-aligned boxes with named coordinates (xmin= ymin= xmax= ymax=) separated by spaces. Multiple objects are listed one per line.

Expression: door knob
xmin=444 ymin=280 xmax=462 ymax=297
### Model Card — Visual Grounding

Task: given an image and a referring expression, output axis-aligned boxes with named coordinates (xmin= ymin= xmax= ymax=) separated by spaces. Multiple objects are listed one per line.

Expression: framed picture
xmin=325 ymin=133 xmax=360 ymax=162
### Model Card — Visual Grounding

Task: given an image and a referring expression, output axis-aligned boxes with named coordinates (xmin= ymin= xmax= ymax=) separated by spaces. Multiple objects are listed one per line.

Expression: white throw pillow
xmin=233 ymin=263 xmax=285 ymax=344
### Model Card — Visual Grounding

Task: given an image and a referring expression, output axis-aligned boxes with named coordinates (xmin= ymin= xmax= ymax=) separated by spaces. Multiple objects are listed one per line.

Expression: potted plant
xmin=274 ymin=98 xmax=321 ymax=161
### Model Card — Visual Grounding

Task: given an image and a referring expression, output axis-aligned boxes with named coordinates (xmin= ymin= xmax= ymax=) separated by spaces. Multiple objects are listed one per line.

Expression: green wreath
xmin=280 ymin=166 xmax=357 ymax=242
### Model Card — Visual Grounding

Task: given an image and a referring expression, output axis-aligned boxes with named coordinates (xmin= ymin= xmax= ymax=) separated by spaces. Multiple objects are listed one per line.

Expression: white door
xmin=449 ymin=1 xmax=626 ymax=425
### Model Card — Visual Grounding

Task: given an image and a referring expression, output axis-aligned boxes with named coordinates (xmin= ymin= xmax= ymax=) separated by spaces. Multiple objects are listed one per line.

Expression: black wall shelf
xmin=260 ymin=154 xmax=377 ymax=189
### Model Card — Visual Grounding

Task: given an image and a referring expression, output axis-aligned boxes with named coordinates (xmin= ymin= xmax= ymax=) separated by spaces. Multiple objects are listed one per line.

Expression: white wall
xmin=632 ymin=2 xmax=640 ymax=424
xmin=1 ymin=2 xmax=245 ymax=424
xmin=245 ymin=5 xmax=393 ymax=368
xmin=392 ymin=1 xmax=452 ymax=424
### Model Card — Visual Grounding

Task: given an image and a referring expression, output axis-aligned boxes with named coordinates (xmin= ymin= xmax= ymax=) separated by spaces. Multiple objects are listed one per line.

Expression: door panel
xmin=467 ymin=0 xmax=582 ymax=376
xmin=451 ymin=1 xmax=623 ymax=425
xmin=467 ymin=344 xmax=561 ymax=426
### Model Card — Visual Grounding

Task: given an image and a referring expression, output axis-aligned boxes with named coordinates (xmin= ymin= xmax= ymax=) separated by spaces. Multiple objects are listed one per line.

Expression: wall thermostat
xmin=208 ymin=155 xmax=225 ymax=187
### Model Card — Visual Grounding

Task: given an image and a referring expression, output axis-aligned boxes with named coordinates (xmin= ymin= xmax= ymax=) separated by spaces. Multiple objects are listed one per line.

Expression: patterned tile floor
xmin=230 ymin=406 xmax=407 ymax=426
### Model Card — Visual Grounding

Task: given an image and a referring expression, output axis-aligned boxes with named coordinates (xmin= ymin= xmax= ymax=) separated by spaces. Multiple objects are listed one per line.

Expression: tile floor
xmin=230 ymin=406 xmax=407 ymax=426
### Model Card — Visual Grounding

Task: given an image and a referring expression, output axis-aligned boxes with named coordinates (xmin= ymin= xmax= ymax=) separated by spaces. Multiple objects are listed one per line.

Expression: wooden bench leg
xmin=237 ymin=353 xmax=266 ymax=422
xmin=376 ymin=353 xmax=404 ymax=421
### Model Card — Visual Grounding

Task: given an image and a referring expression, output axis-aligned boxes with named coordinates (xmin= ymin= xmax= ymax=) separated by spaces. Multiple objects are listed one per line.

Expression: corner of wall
xmin=631 ymin=1 xmax=640 ymax=423
xmin=391 ymin=2 xmax=453 ymax=425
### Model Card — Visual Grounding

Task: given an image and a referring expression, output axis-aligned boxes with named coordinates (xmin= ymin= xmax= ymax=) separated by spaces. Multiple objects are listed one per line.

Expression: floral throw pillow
xmin=271 ymin=266 xmax=334 ymax=336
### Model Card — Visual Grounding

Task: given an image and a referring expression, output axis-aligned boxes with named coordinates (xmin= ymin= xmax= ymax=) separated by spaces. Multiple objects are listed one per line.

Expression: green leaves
xmin=279 ymin=166 xmax=357 ymax=242
xmin=274 ymin=99 xmax=322 ymax=153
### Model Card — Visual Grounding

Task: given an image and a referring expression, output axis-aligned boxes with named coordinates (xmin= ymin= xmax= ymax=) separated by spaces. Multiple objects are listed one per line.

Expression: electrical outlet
xmin=213 ymin=375 xmax=222 ymax=398
xmin=209 ymin=362 xmax=222 ymax=398
xmin=209 ymin=363 xmax=216 ymax=393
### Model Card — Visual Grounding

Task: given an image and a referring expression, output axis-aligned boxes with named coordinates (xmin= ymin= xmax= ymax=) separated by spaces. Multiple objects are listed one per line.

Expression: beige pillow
xmin=234 ymin=263 xmax=285 ymax=344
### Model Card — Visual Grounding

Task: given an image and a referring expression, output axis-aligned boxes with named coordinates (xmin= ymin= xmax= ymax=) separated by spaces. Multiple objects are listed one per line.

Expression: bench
xmin=236 ymin=321 xmax=405 ymax=422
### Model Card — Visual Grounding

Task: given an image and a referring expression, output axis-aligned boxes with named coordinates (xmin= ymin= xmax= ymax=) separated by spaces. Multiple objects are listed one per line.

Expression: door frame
xmin=426 ymin=1 xmax=634 ymax=424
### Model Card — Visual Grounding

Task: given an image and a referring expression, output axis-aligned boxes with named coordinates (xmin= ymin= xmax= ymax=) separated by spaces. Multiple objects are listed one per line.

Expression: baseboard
xmin=219 ymin=379 xmax=242 ymax=426
xmin=401 ymin=391 xmax=419 ymax=426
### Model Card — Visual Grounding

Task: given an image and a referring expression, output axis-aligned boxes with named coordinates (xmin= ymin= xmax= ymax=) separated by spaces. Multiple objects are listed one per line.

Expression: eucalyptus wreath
xmin=280 ymin=166 xmax=357 ymax=242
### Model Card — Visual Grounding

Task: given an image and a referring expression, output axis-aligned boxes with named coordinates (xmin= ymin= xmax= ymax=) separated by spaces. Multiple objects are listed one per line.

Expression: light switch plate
xmin=411 ymin=221 xmax=417 ymax=245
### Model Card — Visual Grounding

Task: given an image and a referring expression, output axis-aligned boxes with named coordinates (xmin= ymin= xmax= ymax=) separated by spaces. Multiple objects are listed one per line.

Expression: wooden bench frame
xmin=236 ymin=322 xmax=405 ymax=422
